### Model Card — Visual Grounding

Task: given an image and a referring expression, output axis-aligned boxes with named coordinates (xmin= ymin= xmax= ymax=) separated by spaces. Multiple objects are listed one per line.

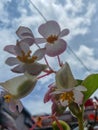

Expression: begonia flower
xmin=35 ymin=20 xmax=69 ymax=57
xmin=0 ymin=73 xmax=37 ymax=99
xmin=52 ymin=62 xmax=87 ymax=106
xmin=44 ymin=62 xmax=87 ymax=109
xmin=4 ymin=41 xmax=47 ymax=75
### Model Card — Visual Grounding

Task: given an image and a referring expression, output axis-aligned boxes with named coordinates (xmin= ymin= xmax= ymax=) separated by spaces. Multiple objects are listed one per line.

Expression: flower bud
xmin=52 ymin=120 xmax=70 ymax=130
xmin=69 ymin=102 xmax=81 ymax=117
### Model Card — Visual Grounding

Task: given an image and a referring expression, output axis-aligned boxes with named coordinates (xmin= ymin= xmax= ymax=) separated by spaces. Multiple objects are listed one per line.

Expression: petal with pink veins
xmin=11 ymin=64 xmax=25 ymax=73
xmin=16 ymin=26 xmax=34 ymax=39
xmin=46 ymin=39 xmax=67 ymax=57
xmin=59 ymin=29 xmax=70 ymax=37
xmin=23 ymin=63 xmax=47 ymax=75
xmin=20 ymin=38 xmax=34 ymax=46
xmin=5 ymin=57 xmax=20 ymax=66
xmin=15 ymin=41 xmax=30 ymax=56
xmin=12 ymin=63 xmax=47 ymax=75
xmin=4 ymin=45 xmax=16 ymax=55
xmin=38 ymin=21 xmax=60 ymax=38
xmin=33 ymin=48 xmax=46 ymax=60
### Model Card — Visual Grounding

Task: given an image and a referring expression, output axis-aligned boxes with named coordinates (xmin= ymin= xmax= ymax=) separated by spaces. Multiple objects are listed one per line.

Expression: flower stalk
xmin=77 ymin=105 xmax=84 ymax=130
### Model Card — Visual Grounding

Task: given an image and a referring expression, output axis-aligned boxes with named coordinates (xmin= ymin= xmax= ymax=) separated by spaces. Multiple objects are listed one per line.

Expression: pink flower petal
xmin=33 ymin=48 xmax=46 ymax=60
xmin=16 ymin=26 xmax=34 ymax=39
xmin=44 ymin=86 xmax=55 ymax=103
xmin=20 ymin=38 xmax=34 ymax=46
xmin=23 ymin=63 xmax=47 ymax=75
xmin=45 ymin=39 xmax=67 ymax=57
xmin=59 ymin=29 xmax=70 ymax=37
xmin=15 ymin=41 xmax=30 ymax=56
xmin=35 ymin=38 xmax=46 ymax=44
xmin=11 ymin=64 xmax=25 ymax=73
xmin=5 ymin=57 xmax=20 ymax=66
xmin=38 ymin=20 xmax=60 ymax=38
xmin=12 ymin=63 xmax=47 ymax=75
xmin=4 ymin=45 xmax=16 ymax=55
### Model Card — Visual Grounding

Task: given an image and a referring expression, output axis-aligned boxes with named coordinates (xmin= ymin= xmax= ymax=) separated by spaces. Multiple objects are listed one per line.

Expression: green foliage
xmin=81 ymin=74 xmax=98 ymax=103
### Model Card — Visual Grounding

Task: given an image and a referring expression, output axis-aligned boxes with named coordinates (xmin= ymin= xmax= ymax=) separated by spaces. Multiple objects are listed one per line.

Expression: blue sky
xmin=0 ymin=0 xmax=98 ymax=115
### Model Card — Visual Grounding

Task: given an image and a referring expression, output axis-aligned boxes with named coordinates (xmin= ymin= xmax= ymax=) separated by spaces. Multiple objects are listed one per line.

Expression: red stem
xmin=51 ymin=115 xmax=64 ymax=130
xmin=57 ymin=55 xmax=63 ymax=67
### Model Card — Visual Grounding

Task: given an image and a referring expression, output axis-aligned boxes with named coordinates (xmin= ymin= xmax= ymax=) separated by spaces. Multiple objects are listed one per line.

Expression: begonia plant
xmin=0 ymin=20 xmax=98 ymax=130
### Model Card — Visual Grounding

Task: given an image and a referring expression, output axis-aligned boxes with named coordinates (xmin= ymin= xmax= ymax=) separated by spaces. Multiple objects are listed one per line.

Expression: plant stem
xmin=57 ymin=55 xmax=63 ymax=67
xmin=77 ymin=106 xmax=84 ymax=130
xmin=77 ymin=115 xmax=84 ymax=130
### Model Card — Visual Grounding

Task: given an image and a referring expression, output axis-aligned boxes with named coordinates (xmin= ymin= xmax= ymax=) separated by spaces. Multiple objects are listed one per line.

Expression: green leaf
xmin=76 ymin=79 xmax=83 ymax=86
xmin=81 ymin=74 xmax=98 ymax=103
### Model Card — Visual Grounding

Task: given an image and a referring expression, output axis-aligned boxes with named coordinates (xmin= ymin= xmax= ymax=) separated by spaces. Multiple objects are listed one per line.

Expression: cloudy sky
xmin=0 ymin=0 xmax=98 ymax=115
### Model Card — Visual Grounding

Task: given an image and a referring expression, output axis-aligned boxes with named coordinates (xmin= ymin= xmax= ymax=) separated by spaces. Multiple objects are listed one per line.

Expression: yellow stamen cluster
xmin=47 ymin=35 xmax=58 ymax=44
xmin=4 ymin=94 xmax=12 ymax=103
xmin=17 ymin=50 xmax=37 ymax=63
xmin=59 ymin=91 xmax=75 ymax=104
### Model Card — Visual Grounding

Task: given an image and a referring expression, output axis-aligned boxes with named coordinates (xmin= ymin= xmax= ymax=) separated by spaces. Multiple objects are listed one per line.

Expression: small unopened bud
xmin=69 ymin=102 xmax=81 ymax=117
xmin=52 ymin=120 xmax=71 ymax=130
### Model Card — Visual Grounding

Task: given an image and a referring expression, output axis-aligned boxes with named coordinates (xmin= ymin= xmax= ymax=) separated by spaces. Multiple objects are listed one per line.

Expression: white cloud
xmin=76 ymin=45 xmax=98 ymax=71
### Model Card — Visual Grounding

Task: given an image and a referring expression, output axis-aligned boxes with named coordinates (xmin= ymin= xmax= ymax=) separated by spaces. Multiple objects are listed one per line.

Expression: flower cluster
xmin=1 ymin=20 xmax=70 ymax=107
xmin=0 ymin=20 xmax=98 ymax=130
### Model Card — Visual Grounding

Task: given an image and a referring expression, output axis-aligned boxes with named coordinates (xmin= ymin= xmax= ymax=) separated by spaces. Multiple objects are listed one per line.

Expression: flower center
xmin=60 ymin=91 xmax=74 ymax=104
xmin=47 ymin=35 xmax=58 ymax=44
xmin=4 ymin=94 xmax=12 ymax=103
xmin=17 ymin=50 xmax=37 ymax=63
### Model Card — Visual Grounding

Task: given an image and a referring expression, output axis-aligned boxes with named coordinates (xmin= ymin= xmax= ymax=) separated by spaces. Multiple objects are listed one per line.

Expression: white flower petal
xmin=20 ymin=38 xmax=34 ymax=46
xmin=11 ymin=64 xmax=25 ymax=73
xmin=15 ymin=41 xmax=30 ymax=56
xmin=73 ymin=90 xmax=84 ymax=105
xmin=75 ymin=85 xmax=87 ymax=92
xmin=4 ymin=45 xmax=16 ymax=55
xmin=38 ymin=20 xmax=60 ymax=38
xmin=33 ymin=48 xmax=46 ymax=60
xmin=16 ymin=26 xmax=34 ymax=39
xmin=51 ymin=88 xmax=72 ymax=95
xmin=23 ymin=63 xmax=47 ymax=75
xmin=59 ymin=29 xmax=70 ymax=37
xmin=5 ymin=57 xmax=20 ymax=66
xmin=0 ymin=73 xmax=37 ymax=99
xmin=56 ymin=62 xmax=77 ymax=89
xmin=46 ymin=39 xmax=67 ymax=57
